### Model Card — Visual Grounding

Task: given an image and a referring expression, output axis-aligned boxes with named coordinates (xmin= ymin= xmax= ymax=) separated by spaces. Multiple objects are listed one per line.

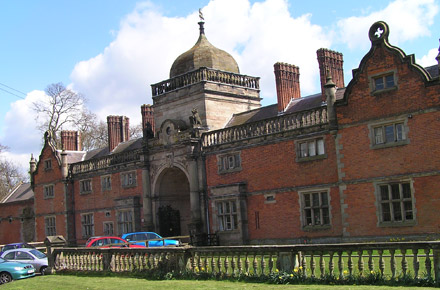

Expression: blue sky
xmin=1 ymin=0 xmax=439 ymax=171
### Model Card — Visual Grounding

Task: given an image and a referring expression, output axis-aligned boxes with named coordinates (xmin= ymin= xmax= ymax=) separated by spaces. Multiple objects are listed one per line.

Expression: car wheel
xmin=40 ymin=266 xmax=47 ymax=275
xmin=0 ymin=272 xmax=13 ymax=284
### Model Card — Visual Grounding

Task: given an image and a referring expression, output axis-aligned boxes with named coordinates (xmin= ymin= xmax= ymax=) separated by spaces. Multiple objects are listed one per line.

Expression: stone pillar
xmin=142 ymin=167 xmax=154 ymax=231
xmin=189 ymin=158 xmax=201 ymax=223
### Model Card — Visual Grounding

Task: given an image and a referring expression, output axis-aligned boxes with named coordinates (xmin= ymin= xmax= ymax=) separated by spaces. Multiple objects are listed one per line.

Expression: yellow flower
xmin=370 ymin=270 xmax=374 ymax=274
xmin=299 ymin=266 xmax=303 ymax=270
xmin=343 ymin=270 xmax=348 ymax=274
xmin=275 ymin=269 xmax=279 ymax=273
xmin=279 ymin=276 xmax=282 ymax=279
xmin=290 ymin=274 xmax=293 ymax=277
xmin=293 ymin=268 xmax=299 ymax=273
xmin=201 ymin=267 xmax=205 ymax=271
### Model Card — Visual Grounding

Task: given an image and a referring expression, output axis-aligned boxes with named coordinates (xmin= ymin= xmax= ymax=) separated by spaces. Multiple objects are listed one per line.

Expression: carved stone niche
xmin=159 ymin=119 xmax=188 ymax=145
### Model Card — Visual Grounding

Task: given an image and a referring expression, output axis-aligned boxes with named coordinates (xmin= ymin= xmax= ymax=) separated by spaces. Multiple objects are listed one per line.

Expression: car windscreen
xmin=30 ymin=249 xmax=46 ymax=259
xmin=2 ymin=245 xmax=14 ymax=252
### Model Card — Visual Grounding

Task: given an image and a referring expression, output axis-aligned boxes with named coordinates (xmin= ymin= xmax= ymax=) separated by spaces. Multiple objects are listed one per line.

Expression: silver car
xmin=0 ymin=248 xmax=48 ymax=275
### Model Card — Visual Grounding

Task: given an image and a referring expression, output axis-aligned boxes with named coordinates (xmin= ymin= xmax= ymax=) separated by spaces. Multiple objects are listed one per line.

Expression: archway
xmin=155 ymin=167 xmax=191 ymax=237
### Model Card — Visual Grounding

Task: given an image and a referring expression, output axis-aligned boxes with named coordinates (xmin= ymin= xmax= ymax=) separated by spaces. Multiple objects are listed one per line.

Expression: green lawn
xmin=1 ymin=275 xmax=437 ymax=290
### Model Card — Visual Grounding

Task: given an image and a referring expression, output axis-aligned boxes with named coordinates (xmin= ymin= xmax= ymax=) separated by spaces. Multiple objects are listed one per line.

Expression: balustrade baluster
xmin=300 ymin=252 xmax=307 ymax=277
xmin=329 ymin=251 xmax=334 ymax=276
xmin=412 ymin=248 xmax=419 ymax=278
xmin=401 ymin=248 xmax=408 ymax=276
xmin=347 ymin=250 xmax=353 ymax=276
xmin=231 ymin=254 xmax=236 ymax=275
xmin=319 ymin=252 xmax=325 ymax=278
xmin=210 ymin=253 xmax=215 ymax=273
xmin=245 ymin=253 xmax=250 ymax=274
xmin=268 ymin=254 xmax=274 ymax=274
xmin=338 ymin=251 xmax=344 ymax=279
xmin=390 ymin=249 xmax=396 ymax=279
xmin=224 ymin=254 xmax=229 ymax=275
xmin=253 ymin=253 xmax=258 ymax=275
xmin=425 ymin=248 xmax=432 ymax=278
xmin=358 ymin=250 xmax=364 ymax=276
xmin=367 ymin=250 xmax=374 ymax=273
xmin=237 ymin=253 xmax=243 ymax=274
xmin=378 ymin=250 xmax=385 ymax=276
xmin=198 ymin=253 xmax=203 ymax=270
xmin=260 ymin=253 xmax=266 ymax=275
xmin=310 ymin=253 xmax=316 ymax=278
xmin=216 ymin=253 xmax=221 ymax=273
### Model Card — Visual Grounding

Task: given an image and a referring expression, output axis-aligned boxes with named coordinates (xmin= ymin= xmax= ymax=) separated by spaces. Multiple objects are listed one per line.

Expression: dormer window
xmin=44 ymin=159 xmax=52 ymax=171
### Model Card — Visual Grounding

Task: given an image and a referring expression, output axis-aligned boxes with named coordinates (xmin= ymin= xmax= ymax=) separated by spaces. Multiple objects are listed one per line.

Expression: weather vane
xmin=199 ymin=8 xmax=204 ymax=22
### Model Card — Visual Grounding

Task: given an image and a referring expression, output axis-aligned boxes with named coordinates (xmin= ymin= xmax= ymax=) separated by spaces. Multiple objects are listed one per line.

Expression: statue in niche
xmin=189 ymin=108 xmax=202 ymax=128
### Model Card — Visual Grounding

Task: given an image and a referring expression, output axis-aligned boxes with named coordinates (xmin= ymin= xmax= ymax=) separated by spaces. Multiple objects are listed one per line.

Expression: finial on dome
xmin=198 ymin=8 xmax=205 ymax=35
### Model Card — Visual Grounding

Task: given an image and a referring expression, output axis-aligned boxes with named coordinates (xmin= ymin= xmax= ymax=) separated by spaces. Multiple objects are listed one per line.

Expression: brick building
xmin=0 ymin=21 xmax=439 ymax=246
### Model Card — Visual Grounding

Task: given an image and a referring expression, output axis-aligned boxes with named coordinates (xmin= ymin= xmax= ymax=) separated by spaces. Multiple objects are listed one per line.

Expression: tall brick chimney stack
xmin=274 ymin=62 xmax=301 ymax=113
xmin=107 ymin=116 xmax=129 ymax=152
xmin=317 ymin=48 xmax=344 ymax=101
xmin=61 ymin=130 xmax=82 ymax=151
xmin=141 ymin=104 xmax=155 ymax=135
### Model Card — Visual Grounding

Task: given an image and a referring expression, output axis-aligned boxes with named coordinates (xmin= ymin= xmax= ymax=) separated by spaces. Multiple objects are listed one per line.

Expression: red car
xmin=85 ymin=236 xmax=145 ymax=248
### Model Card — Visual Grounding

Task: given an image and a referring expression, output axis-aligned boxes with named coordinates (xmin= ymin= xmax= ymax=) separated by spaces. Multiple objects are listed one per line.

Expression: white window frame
xmin=368 ymin=117 xmax=409 ymax=149
xmin=216 ymin=200 xmax=238 ymax=231
xmin=375 ymin=180 xmax=416 ymax=226
xmin=44 ymin=216 xmax=56 ymax=236
xmin=81 ymin=213 xmax=94 ymax=238
xmin=103 ymin=221 xmax=114 ymax=236
xmin=295 ymin=137 xmax=326 ymax=162
xmin=43 ymin=184 xmax=54 ymax=199
xmin=121 ymin=171 xmax=137 ymax=188
xmin=299 ymin=189 xmax=331 ymax=230
xmin=217 ymin=152 xmax=242 ymax=174
xmin=101 ymin=175 xmax=112 ymax=191
xmin=370 ymin=70 xmax=397 ymax=94
xmin=117 ymin=210 xmax=134 ymax=235
xmin=80 ymin=179 xmax=92 ymax=194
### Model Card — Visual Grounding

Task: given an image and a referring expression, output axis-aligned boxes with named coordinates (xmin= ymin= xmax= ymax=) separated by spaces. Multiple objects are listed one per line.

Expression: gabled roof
xmin=425 ymin=65 xmax=439 ymax=79
xmin=0 ymin=182 xmax=34 ymax=203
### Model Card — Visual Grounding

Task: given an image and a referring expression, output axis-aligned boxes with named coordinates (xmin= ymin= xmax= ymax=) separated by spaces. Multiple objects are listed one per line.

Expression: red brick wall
xmin=0 ymin=200 xmax=33 ymax=244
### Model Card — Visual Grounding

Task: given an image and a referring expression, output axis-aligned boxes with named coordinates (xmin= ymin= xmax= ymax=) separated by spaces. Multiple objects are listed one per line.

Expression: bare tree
xmin=33 ymin=83 xmax=85 ymax=147
xmin=0 ymin=145 xmax=27 ymax=201
xmin=77 ymin=110 xmax=109 ymax=151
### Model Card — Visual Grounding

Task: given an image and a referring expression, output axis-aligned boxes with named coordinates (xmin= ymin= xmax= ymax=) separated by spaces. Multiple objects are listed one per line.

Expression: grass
xmin=1 ymin=275 xmax=437 ymax=290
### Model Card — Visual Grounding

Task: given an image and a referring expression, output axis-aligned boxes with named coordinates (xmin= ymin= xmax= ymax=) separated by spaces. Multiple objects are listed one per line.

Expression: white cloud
xmin=0 ymin=90 xmax=46 ymax=171
xmin=417 ymin=47 xmax=439 ymax=67
xmin=70 ymin=0 xmax=332 ymax=121
xmin=337 ymin=0 xmax=439 ymax=50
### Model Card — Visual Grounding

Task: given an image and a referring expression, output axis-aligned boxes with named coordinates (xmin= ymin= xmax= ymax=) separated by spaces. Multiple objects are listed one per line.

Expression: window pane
xmin=304 ymin=194 xmax=311 ymax=207
xmin=382 ymin=203 xmax=391 ymax=221
xmin=305 ymin=209 xmax=312 ymax=225
xmin=404 ymin=201 xmax=413 ymax=220
xmin=402 ymin=183 xmax=411 ymax=198
xmin=233 ymin=214 xmax=238 ymax=229
xmin=313 ymin=209 xmax=320 ymax=225
xmin=393 ymin=202 xmax=402 ymax=221
xmin=300 ymin=142 xmax=307 ymax=157
xmin=322 ymin=208 xmax=330 ymax=225
xmin=375 ymin=78 xmax=384 ymax=90
xmin=218 ymin=203 xmax=223 ymax=214
xmin=391 ymin=184 xmax=400 ymax=200
xmin=385 ymin=74 xmax=395 ymax=87
xmin=234 ymin=154 xmax=241 ymax=167
xmin=374 ymin=127 xmax=383 ymax=144
xmin=308 ymin=141 xmax=316 ymax=156
xmin=225 ymin=202 xmax=230 ymax=214
xmin=321 ymin=192 xmax=328 ymax=206
xmin=395 ymin=123 xmax=404 ymax=141
xmin=385 ymin=125 xmax=395 ymax=143
xmin=317 ymin=139 xmax=325 ymax=155
xmin=231 ymin=201 xmax=237 ymax=213
xmin=380 ymin=185 xmax=389 ymax=200
xmin=312 ymin=193 xmax=319 ymax=207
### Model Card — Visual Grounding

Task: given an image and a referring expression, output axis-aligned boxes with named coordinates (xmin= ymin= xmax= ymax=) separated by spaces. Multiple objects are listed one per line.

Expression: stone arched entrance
xmin=154 ymin=167 xmax=191 ymax=237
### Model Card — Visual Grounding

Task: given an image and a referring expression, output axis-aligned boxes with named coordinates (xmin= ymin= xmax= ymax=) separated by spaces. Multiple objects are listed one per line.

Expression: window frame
xmin=216 ymin=200 xmax=238 ymax=232
xmin=79 ymin=179 xmax=93 ymax=195
xmin=370 ymin=70 xmax=397 ymax=94
xmin=121 ymin=171 xmax=137 ymax=188
xmin=81 ymin=213 xmax=94 ymax=238
xmin=43 ymin=184 xmax=55 ymax=199
xmin=103 ymin=221 xmax=114 ymax=236
xmin=374 ymin=180 xmax=416 ymax=227
xmin=217 ymin=152 xmax=242 ymax=174
xmin=44 ymin=159 xmax=52 ymax=171
xmin=117 ymin=210 xmax=134 ymax=235
xmin=101 ymin=175 xmax=112 ymax=192
xmin=368 ymin=117 xmax=409 ymax=149
xmin=299 ymin=189 xmax=331 ymax=231
xmin=295 ymin=136 xmax=327 ymax=162
xmin=44 ymin=216 xmax=56 ymax=236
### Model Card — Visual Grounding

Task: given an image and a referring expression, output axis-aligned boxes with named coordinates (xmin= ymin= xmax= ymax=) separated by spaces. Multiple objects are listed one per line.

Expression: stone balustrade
xmin=70 ymin=149 xmax=143 ymax=175
xmin=202 ymin=107 xmax=328 ymax=147
xmin=151 ymin=67 xmax=260 ymax=97
xmin=49 ymin=241 xmax=440 ymax=282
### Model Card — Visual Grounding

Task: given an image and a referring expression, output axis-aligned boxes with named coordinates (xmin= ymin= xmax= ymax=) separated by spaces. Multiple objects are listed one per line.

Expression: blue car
xmin=121 ymin=232 xmax=180 ymax=247
xmin=0 ymin=257 xmax=35 ymax=284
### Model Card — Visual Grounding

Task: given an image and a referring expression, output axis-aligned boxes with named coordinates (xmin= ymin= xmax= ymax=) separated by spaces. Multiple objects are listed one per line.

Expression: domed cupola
xmin=169 ymin=21 xmax=240 ymax=78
